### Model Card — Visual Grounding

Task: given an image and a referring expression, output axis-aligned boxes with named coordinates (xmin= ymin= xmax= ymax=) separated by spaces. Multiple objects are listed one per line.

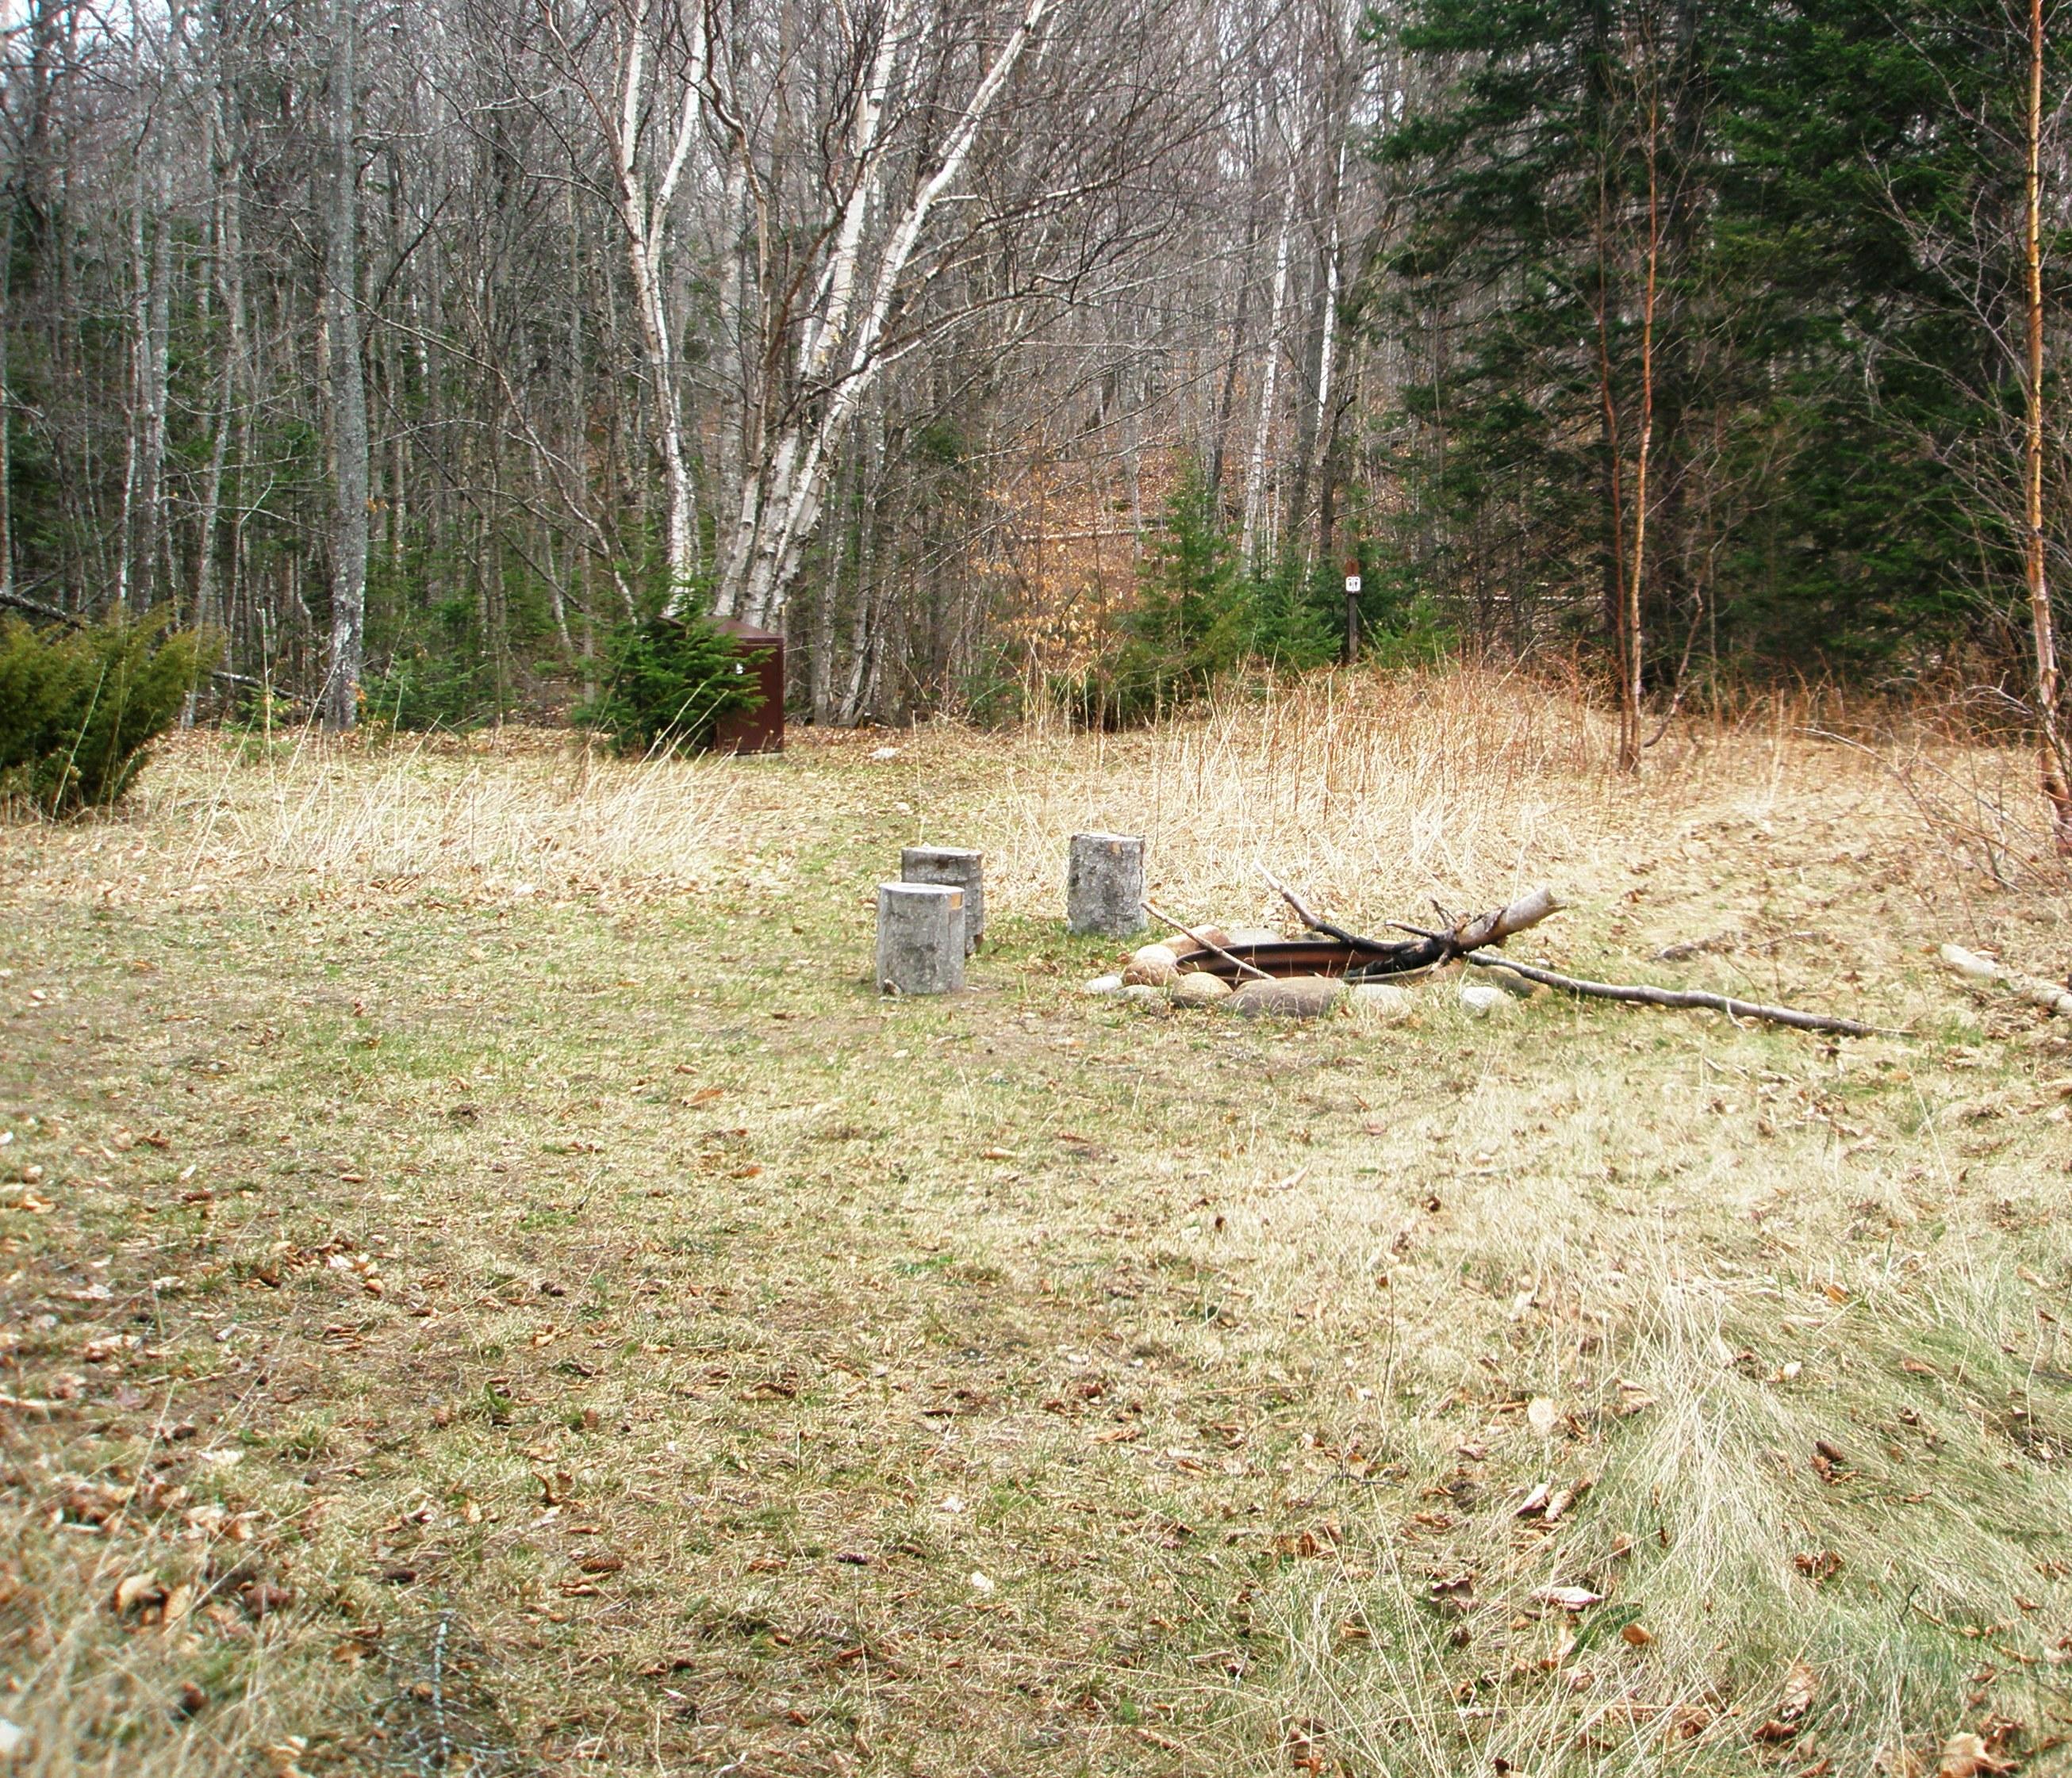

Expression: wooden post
xmin=901 ymin=846 xmax=984 ymax=952
xmin=1067 ymin=833 xmax=1146 ymax=938
xmin=876 ymin=883 xmax=965 ymax=994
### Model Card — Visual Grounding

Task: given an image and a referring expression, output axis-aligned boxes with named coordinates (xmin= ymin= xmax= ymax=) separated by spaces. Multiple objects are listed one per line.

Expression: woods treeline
xmin=0 ymin=0 xmax=2068 ymax=782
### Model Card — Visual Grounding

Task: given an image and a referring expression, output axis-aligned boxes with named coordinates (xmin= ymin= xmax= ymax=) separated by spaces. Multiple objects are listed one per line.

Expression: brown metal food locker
xmin=709 ymin=619 xmax=785 ymax=755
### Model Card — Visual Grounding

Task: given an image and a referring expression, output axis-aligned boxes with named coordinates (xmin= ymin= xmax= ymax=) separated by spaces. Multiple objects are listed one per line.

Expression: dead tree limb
xmin=1141 ymin=900 xmax=1272 ymax=981
xmin=0 ymin=586 xmax=75 ymax=624
xmin=1257 ymin=865 xmax=1379 ymax=953
xmin=1464 ymin=955 xmax=1880 ymax=1037
xmin=1257 ymin=869 xmax=1567 ymax=978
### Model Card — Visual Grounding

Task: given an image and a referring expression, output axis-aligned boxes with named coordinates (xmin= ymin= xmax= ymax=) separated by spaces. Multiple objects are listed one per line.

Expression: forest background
xmin=2 ymin=0 xmax=2067 ymax=756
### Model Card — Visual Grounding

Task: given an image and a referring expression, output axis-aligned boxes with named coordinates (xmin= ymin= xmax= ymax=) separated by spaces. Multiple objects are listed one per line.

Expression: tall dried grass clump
xmin=1 ymin=731 xmax=745 ymax=906
xmin=969 ymin=665 xmax=1775 ymax=926
xmin=212 ymin=739 xmax=743 ymax=898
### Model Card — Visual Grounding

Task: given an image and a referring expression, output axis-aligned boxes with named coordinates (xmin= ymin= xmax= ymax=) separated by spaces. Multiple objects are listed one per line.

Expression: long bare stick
xmin=1141 ymin=901 xmax=1272 ymax=982
xmin=1465 ymin=954 xmax=1879 ymax=1037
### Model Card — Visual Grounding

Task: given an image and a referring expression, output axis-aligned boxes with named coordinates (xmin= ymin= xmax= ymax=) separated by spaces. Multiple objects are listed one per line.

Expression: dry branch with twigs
xmin=1256 ymin=872 xmax=1877 ymax=1037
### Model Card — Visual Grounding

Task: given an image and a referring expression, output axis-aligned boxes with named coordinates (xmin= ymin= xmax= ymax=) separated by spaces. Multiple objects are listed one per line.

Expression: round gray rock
xmin=1226 ymin=975 xmax=1346 ymax=1019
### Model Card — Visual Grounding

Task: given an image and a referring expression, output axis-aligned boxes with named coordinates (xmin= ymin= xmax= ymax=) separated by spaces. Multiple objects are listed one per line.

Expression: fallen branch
xmin=1249 ymin=871 xmax=1874 ymax=1034
xmin=1938 ymin=944 xmax=2072 ymax=1017
xmin=1257 ymin=869 xmax=1567 ymax=978
xmin=1465 ymin=954 xmax=1880 ymax=1037
xmin=209 ymin=670 xmax=316 ymax=707
xmin=1140 ymin=899 xmax=1272 ymax=981
xmin=1452 ymin=886 xmax=1567 ymax=951
xmin=1257 ymin=865 xmax=1368 ymax=950
xmin=0 ymin=585 xmax=75 ymax=625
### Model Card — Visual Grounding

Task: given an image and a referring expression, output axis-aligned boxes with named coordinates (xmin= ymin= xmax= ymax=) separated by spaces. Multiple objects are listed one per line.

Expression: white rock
xmin=1081 ymin=974 xmax=1126 ymax=996
xmin=1169 ymin=971 xmax=1234 ymax=1007
xmin=0 ymin=1719 xmax=27 ymax=1759
xmin=1123 ymin=943 xmax=1180 ymax=987
xmin=1459 ymin=982 xmax=1510 ymax=1018
xmin=1939 ymin=943 xmax=1999 ymax=979
xmin=1348 ymin=983 xmax=1417 ymax=1023
xmin=1121 ymin=984 xmax=1167 ymax=1006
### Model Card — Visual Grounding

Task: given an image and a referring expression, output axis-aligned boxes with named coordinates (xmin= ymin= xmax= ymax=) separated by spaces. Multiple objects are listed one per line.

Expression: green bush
xmin=0 ymin=611 xmax=217 ymax=814
xmin=362 ymin=649 xmax=504 ymax=732
xmin=574 ymin=614 xmax=765 ymax=757
xmin=1066 ymin=462 xmax=1437 ymax=726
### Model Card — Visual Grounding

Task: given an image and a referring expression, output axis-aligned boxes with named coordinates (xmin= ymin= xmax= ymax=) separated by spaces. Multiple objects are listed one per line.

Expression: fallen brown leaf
xmin=1755 ymin=1658 xmax=1820 ymax=1741
xmin=1534 ymin=1584 xmax=1603 ymax=1611
xmin=111 ymin=1573 xmax=162 ymax=1617
xmin=1938 ymin=1732 xmax=2016 ymax=1776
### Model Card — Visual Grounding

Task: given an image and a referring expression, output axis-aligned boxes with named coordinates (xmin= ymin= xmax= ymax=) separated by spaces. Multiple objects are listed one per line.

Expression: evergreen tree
xmin=1373 ymin=0 xmax=2053 ymax=692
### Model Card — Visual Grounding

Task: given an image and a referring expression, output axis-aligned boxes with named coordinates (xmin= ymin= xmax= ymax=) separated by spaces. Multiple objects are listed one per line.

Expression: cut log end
xmin=902 ymin=846 xmax=985 ymax=954
xmin=876 ymin=882 xmax=966 ymax=996
xmin=1067 ymin=833 xmax=1146 ymax=938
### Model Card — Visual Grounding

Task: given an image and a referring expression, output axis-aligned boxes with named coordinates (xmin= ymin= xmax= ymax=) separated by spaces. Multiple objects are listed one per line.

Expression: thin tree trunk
xmin=1617 ymin=78 xmax=1660 ymax=776
xmin=1307 ymin=144 xmax=1345 ymax=565
xmin=323 ymin=0 xmax=367 ymax=731
xmin=1242 ymin=160 xmax=1299 ymax=561
xmin=139 ymin=98 xmax=175 ymax=607
xmin=2025 ymin=0 xmax=2072 ymax=849
xmin=194 ymin=31 xmax=244 ymax=647
xmin=116 ymin=67 xmax=146 ymax=614
xmin=1207 ymin=209 xmax=1260 ymax=507
xmin=0 ymin=200 xmax=13 ymax=607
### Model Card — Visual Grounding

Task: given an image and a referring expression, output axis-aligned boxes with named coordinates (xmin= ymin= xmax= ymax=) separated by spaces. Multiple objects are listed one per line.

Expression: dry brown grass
xmin=5 ymin=677 xmax=2072 ymax=1777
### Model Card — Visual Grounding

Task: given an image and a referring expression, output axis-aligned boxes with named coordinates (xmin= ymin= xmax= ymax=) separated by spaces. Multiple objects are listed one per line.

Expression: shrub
xmin=362 ymin=649 xmax=505 ymax=732
xmin=1067 ymin=462 xmax=1439 ymax=726
xmin=574 ymin=614 xmax=765 ymax=757
xmin=0 ymin=611 xmax=217 ymax=814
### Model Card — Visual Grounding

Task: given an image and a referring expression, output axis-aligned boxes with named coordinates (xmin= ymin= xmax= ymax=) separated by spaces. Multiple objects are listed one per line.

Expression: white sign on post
xmin=1345 ymin=575 xmax=1362 ymax=594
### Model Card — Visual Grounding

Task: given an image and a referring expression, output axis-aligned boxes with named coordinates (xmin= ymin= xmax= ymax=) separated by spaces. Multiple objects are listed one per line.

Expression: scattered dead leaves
xmin=1755 ymin=1659 xmax=1821 ymax=1741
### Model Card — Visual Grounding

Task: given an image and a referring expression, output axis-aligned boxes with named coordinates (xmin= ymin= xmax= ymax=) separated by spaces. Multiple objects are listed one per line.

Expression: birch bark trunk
xmin=1241 ymin=161 xmax=1298 ymax=561
xmin=607 ymin=0 xmax=708 ymax=609
xmin=712 ymin=0 xmax=1050 ymax=631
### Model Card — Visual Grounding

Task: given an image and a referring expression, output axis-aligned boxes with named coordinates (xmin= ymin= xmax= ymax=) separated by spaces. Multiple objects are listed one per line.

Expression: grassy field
xmin=5 ymin=670 xmax=2072 ymax=1777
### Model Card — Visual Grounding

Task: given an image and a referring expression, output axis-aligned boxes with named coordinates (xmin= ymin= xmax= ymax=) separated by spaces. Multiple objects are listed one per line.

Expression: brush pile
xmin=1084 ymin=882 xmax=1879 ymax=1037
xmin=1084 ymin=887 xmax=1562 ymax=1021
